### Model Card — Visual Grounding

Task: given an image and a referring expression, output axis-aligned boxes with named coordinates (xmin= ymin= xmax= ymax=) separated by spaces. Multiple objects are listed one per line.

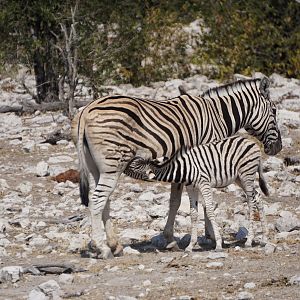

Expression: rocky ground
xmin=0 ymin=73 xmax=299 ymax=300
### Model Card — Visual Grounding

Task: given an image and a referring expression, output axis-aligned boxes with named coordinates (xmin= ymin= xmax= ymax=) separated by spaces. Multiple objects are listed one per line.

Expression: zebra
xmin=126 ymin=135 xmax=269 ymax=251
xmin=72 ymin=77 xmax=281 ymax=259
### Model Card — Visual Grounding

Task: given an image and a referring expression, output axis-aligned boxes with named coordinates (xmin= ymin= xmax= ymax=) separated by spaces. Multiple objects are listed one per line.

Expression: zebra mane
xmin=201 ymin=78 xmax=262 ymax=98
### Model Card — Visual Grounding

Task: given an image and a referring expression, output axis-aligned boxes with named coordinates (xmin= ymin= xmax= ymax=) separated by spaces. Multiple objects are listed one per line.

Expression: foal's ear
xmin=259 ymin=77 xmax=270 ymax=98
xmin=146 ymin=169 xmax=156 ymax=179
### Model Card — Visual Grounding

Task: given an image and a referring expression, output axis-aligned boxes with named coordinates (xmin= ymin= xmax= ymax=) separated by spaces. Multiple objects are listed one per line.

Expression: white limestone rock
xmin=28 ymin=289 xmax=49 ymax=300
xmin=58 ymin=273 xmax=74 ymax=285
xmin=264 ymin=243 xmax=276 ymax=255
xmin=244 ymin=282 xmax=256 ymax=289
xmin=17 ymin=181 xmax=33 ymax=195
xmin=22 ymin=140 xmax=35 ymax=153
xmin=275 ymin=211 xmax=300 ymax=232
xmin=278 ymin=182 xmax=300 ymax=197
xmin=289 ymin=275 xmax=300 ymax=285
xmin=0 ymin=266 xmax=24 ymax=283
xmin=37 ymin=279 xmax=62 ymax=298
xmin=138 ymin=191 xmax=155 ymax=202
xmin=48 ymin=155 xmax=73 ymax=164
xmin=264 ymin=156 xmax=283 ymax=171
xmin=36 ymin=161 xmax=49 ymax=177
xmin=237 ymin=291 xmax=254 ymax=300
xmin=123 ymin=246 xmax=141 ymax=256
xmin=0 ymin=247 xmax=8 ymax=257
xmin=206 ymin=262 xmax=224 ymax=269
xmin=0 ymin=179 xmax=9 ymax=193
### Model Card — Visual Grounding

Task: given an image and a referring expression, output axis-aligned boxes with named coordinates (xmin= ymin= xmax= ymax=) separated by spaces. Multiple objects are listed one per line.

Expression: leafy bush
xmin=194 ymin=0 xmax=300 ymax=79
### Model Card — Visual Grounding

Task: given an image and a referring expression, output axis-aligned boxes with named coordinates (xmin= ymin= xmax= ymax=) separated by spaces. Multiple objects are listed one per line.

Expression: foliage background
xmin=0 ymin=0 xmax=299 ymax=102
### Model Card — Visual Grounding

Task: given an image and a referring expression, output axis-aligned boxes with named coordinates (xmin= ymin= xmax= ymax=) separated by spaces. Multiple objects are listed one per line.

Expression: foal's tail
xmin=258 ymin=159 xmax=269 ymax=197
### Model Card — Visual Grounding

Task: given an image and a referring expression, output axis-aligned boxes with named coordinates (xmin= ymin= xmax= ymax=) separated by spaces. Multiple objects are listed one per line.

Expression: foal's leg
xmin=185 ymin=186 xmax=200 ymax=252
xmin=163 ymin=183 xmax=183 ymax=249
xmin=239 ymin=177 xmax=256 ymax=248
xmin=199 ymin=182 xmax=222 ymax=251
xmin=254 ymin=191 xmax=268 ymax=245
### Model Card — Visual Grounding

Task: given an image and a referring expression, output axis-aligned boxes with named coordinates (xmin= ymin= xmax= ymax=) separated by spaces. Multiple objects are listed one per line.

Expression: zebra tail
xmin=77 ymin=113 xmax=90 ymax=207
xmin=258 ymin=159 xmax=269 ymax=197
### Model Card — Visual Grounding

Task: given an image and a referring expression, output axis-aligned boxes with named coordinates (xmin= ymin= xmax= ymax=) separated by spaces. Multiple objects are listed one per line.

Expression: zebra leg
xmin=85 ymin=146 xmax=122 ymax=256
xmin=89 ymin=172 xmax=121 ymax=259
xmin=199 ymin=183 xmax=222 ymax=251
xmin=185 ymin=186 xmax=200 ymax=252
xmin=255 ymin=192 xmax=268 ymax=245
xmin=244 ymin=188 xmax=256 ymax=248
xmin=102 ymin=199 xmax=123 ymax=256
xmin=164 ymin=183 xmax=183 ymax=250
xmin=204 ymin=207 xmax=215 ymax=240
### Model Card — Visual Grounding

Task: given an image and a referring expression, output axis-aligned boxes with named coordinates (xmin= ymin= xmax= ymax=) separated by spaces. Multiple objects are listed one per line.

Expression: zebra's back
xmin=147 ymin=135 xmax=261 ymax=188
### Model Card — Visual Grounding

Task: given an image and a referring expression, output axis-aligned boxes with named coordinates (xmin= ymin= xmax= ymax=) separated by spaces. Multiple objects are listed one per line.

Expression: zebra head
xmin=245 ymin=77 xmax=282 ymax=156
xmin=124 ymin=157 xmax=155 ymax=180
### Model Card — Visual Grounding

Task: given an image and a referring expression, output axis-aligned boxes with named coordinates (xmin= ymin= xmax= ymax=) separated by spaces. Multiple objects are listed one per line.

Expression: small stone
xmin=264 ymin=203 xmax=281 ymax=216
xmin=58 ymin=273 xmax=74 ymax=285
xmin=289 ymin=275 xmax=300 ymax=285
xmin=36 ymin=161 xmax=49 ymax=177
xmin=206 ymin=262 xmax=224 ymax=269
xmin=275 ymin=211 xmax=300 ymax=232
xmin=29 ymin=237 xmax=49 ymax=247
xmin=23 ymin=140 xmax=35 ymax=152
xmin=159 ymin=256 xmax=175 ymax=264
xmin=48 ymin=155 xmax=73 ymax=164
xmin=38 ymin=279 xmax=61 ymax=295
xmin=138 ymin=191 xmax=155 ymax=202
xmin=123 ymin=246 xmax=140 ymax=255
xmin=0 ymin=266 xmax=24 ymax=283
xmin=129 ymin=183 xmax=143 ymax=193
xmin=237 ymin=291 xmax=254 ymax=300
xmin=264 ymin=243 xmax=276 ymax=255
xmin=17 ymin=181 xmax=33 ymax=195
xmin=143 ymin=279 xmax=151 ymax=287
xmin=207 ymin=252 xmax=228 ymax=260
xmin=137 ymin=264 xmax=145 ymax=270
xmin=0 ymin=179 xmax=9 ymax=193
xmin=243 ymin=282 xmax=256 ymax=289
xmin=0 ymin=247 xmax=8 ymax=257
xmin=28 ymin=289 xmax=48 ymax=300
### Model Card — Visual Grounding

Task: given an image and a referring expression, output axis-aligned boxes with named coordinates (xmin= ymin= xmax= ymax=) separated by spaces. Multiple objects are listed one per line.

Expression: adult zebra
xmin=126 ymin=135 xmax=269 ymax=251
xmin=72 ymin=77 xmax=282 ymax=259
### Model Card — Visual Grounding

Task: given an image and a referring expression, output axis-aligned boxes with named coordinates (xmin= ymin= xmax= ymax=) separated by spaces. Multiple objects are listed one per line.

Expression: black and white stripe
xmin=73 ymin=77 xmax=281 ymax=258
xmin=127 ymin=135 xmax=269 ymax=250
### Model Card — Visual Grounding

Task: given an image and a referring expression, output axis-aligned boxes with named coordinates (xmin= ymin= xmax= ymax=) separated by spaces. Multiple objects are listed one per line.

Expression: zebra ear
xmin=154 ymin=156 xmax=168 ymax=164
xmin=259 ymin=77 xmax=270 ymax=98
xmin=146 ymin=169 xmax=155 ymax=179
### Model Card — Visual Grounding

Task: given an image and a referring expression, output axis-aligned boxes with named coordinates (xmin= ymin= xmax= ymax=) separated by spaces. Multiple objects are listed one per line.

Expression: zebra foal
xmin=127 ymin=135 xmax=269 ymax=251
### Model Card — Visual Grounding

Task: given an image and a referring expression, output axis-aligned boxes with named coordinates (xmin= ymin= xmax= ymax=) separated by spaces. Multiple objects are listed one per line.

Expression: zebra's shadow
xmin=79 ymin=233 xmax=261 ymax=258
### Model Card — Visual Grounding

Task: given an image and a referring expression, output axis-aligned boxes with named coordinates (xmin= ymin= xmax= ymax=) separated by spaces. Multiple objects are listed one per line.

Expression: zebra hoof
xmin=113 ymin=244 xmax=124 ymax=257
xmin=166 ymin=241 xmax=180 ymax=251
xmin=184 ymin=246 xmax=193 ymax=253
xmin=100 ymin=248 xmax=114 ymax=260
xmin=214 ymin=247 xmax=224 ymax=252
xmin=244 ymin=241 xmax=253 ymax=248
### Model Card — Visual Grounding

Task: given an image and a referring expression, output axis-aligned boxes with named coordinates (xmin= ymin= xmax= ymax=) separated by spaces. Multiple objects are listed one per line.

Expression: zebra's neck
xmin=201 ymin=79 xmax=261 ymax=137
